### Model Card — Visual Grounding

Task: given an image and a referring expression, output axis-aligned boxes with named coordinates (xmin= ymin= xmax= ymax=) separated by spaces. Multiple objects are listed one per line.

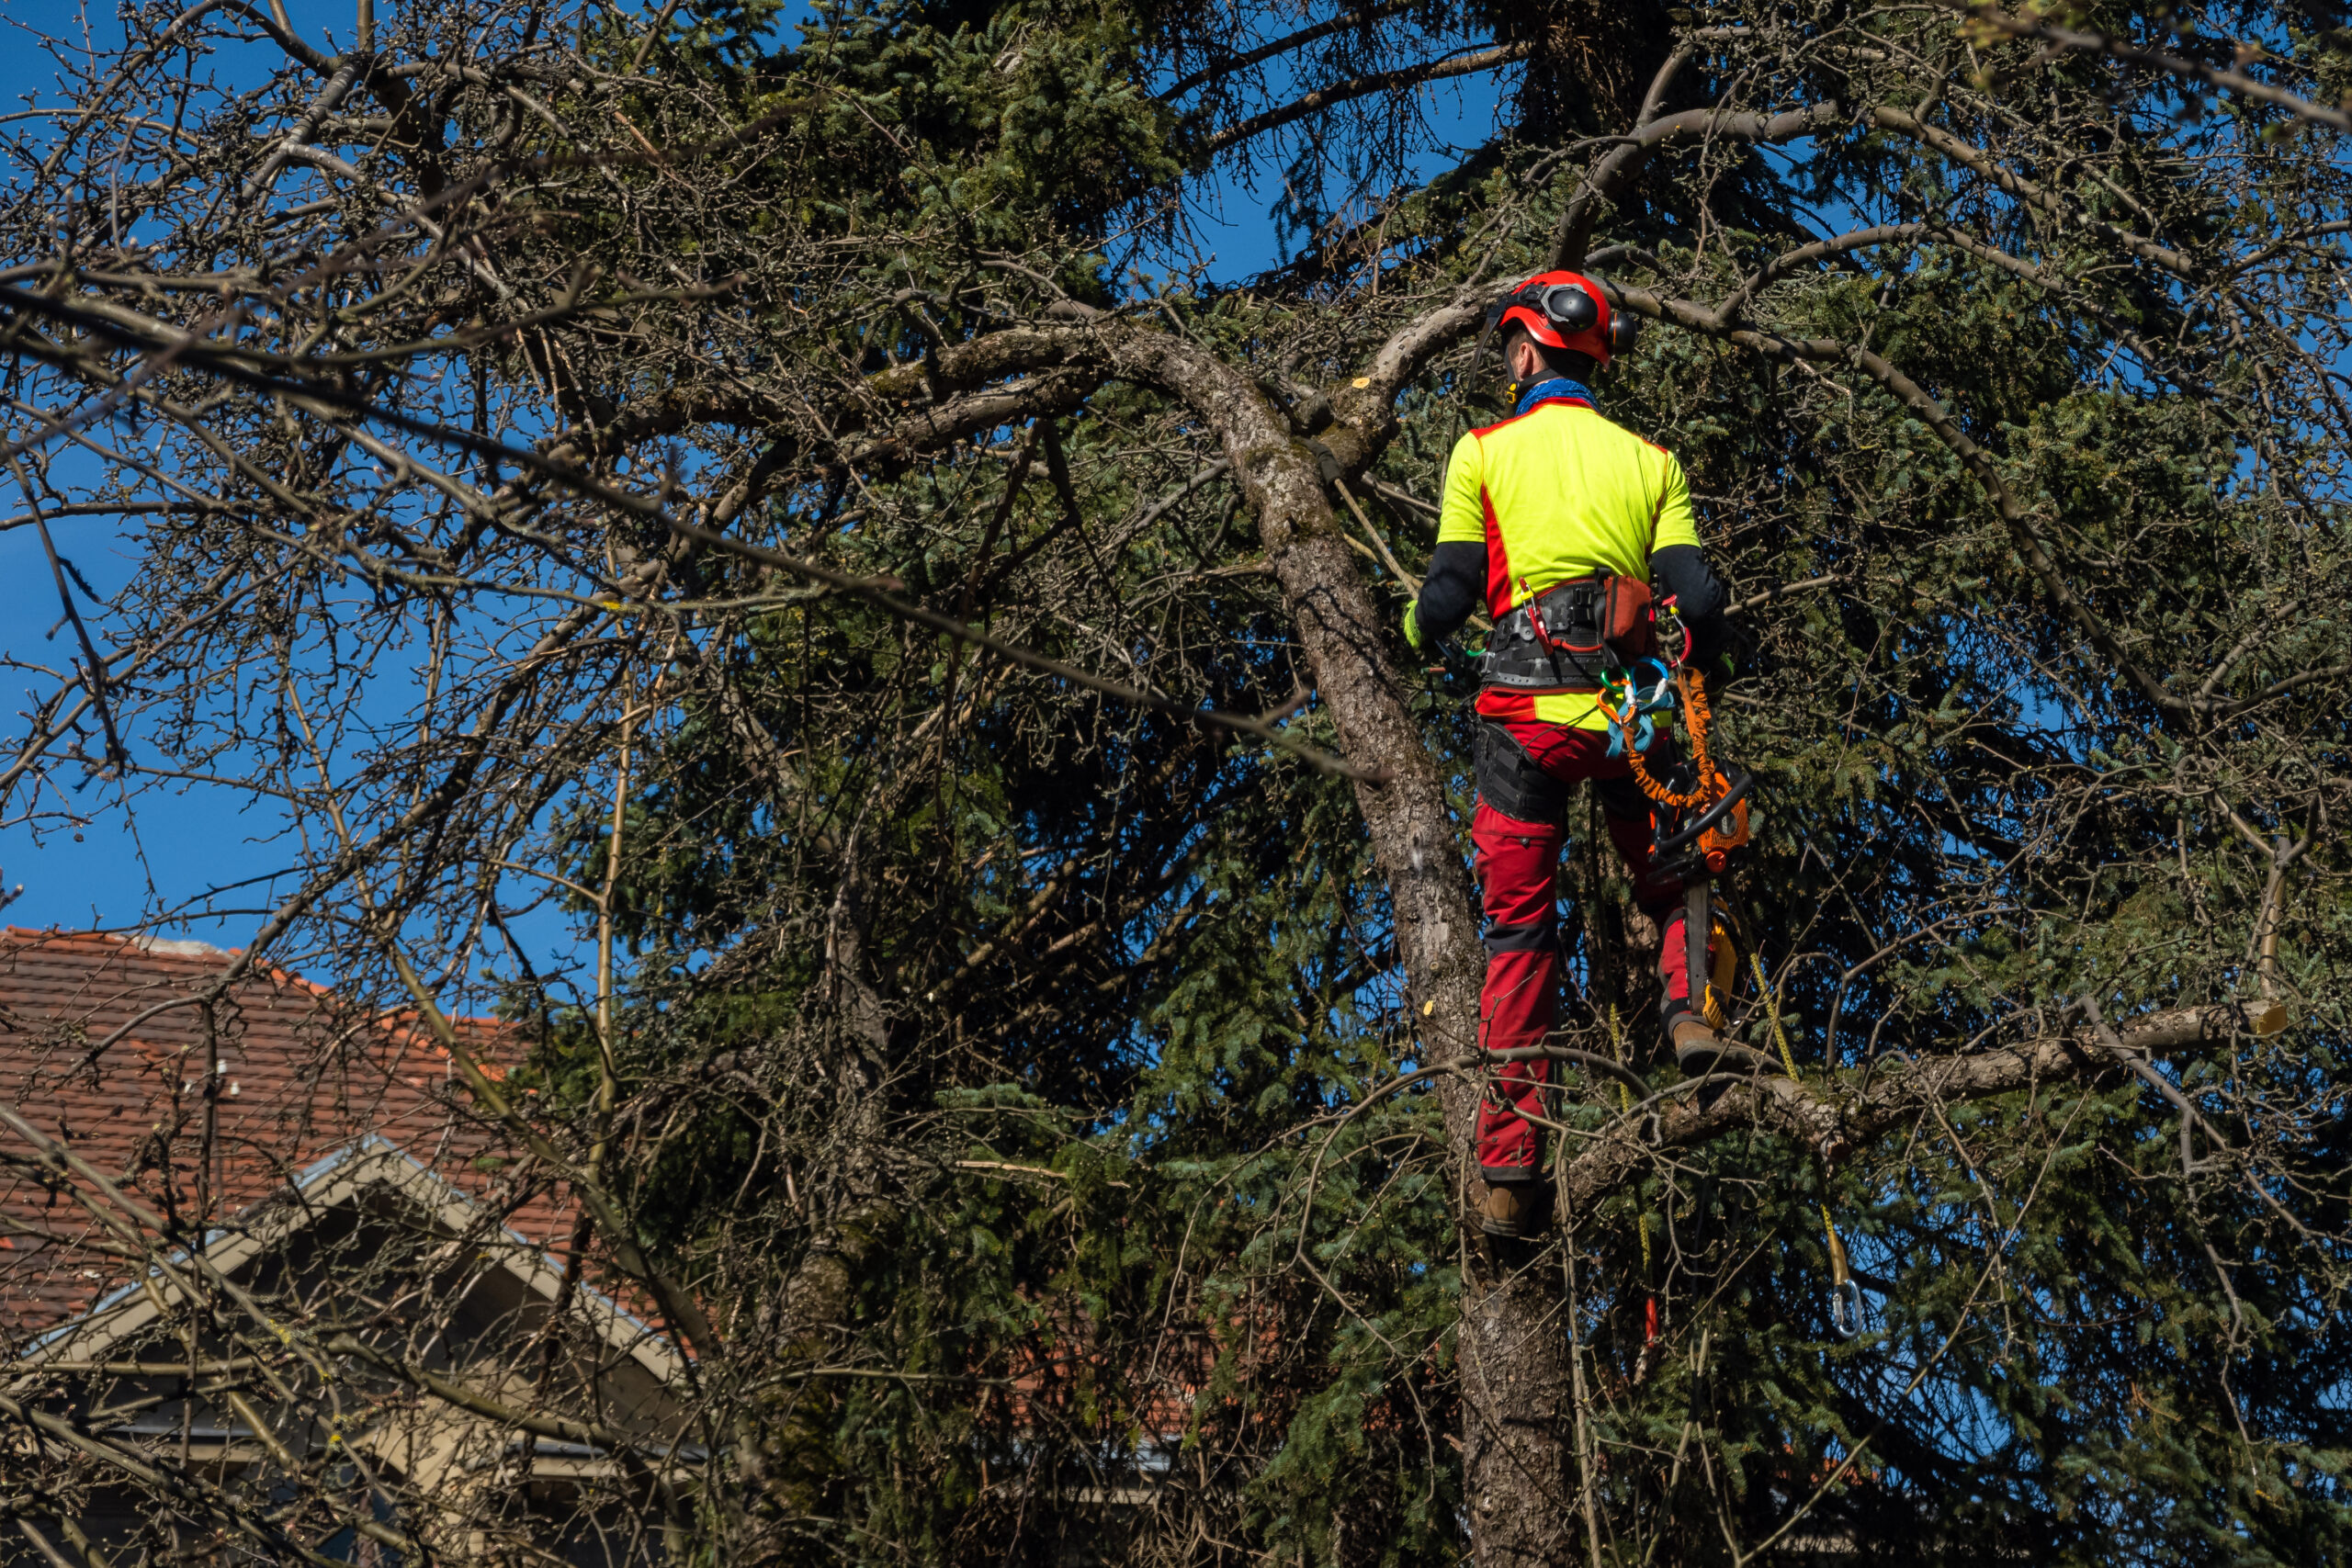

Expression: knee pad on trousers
xmin=1475 ymin=722 xmax=1571 ymax=826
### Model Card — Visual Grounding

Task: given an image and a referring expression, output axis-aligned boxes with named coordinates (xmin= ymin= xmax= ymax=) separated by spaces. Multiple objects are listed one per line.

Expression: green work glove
xmin=1403 ymin=601 xmax=1429 ymax=653
xmin=1712 ymin=619 xmax=1759 ymax=688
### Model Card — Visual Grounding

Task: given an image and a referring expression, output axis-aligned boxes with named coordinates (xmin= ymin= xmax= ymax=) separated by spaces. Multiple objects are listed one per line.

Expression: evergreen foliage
xmin=2 ymin=0 xmax=2349 ymax=1562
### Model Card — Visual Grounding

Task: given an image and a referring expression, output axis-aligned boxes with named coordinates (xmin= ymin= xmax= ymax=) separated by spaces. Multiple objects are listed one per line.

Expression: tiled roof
xmin=0 ymin=928 xmax=571 ymax=1344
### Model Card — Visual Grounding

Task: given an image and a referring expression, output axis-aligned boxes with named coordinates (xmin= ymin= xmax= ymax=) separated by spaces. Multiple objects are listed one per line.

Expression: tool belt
xmin=1481 ymin=572 xmax=1657 ymax=693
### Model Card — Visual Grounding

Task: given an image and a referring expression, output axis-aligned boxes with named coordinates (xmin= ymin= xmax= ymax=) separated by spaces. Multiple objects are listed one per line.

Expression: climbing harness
xmin=1754 ymin=952 xmax=1866 ymax=1342
xmin=1600 ymin=595 xmax=1755 ymax=1035
xmin=1484 ymin=570 xmax=1661 ymax=694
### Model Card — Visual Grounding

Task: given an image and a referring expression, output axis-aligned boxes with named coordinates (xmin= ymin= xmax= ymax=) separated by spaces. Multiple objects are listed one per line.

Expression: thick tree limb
xmin=1716 ymin=222 xmax=1928 ymax=321
xmin=1554 ymin=1004 xmax=2252 ymax=1216
xmin=843 ymin=370 xmax=1105 ymax=468
xmin=1325 ymin=277 xmax=1495 ymax=460
xmin=1031 ymin=297 xmax=1561 ymax=1559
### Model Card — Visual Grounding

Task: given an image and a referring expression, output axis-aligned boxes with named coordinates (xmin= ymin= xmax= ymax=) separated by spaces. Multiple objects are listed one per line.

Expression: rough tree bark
xmin=1199 ymin=366 xmax=1575 ymax=1568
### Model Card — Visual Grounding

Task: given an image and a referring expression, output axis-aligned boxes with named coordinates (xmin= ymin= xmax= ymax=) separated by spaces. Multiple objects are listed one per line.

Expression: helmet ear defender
xmin=1538 ymin=283 xmax=1598 ymax=335
xmin=1551 ymin=277 xmax=1641 ymax=358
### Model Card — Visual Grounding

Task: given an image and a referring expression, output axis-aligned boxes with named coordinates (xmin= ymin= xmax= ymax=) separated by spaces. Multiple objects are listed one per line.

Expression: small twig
xmin=669 ymin=517 xmax=1389 ymax=783
xmin=955 ymin=1158 xmax=1132 ymax=1190
xmin=1728 ymin=572 xmax=1847 ymax=616
xmin=13 ymin=455 xmax=126 ymax=769
xmin=1331 ymin=475 xmax=1420 ymax=592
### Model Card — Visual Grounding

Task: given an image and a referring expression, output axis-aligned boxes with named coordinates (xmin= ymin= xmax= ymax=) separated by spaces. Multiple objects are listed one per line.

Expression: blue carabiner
xmin=1629 ymin=657 xmax=1675 ymax=712
xmin=1603 ymin=658 xmax=1675 ymax=756
xmin=1646 ymin=658 xmax=1683 ymax=709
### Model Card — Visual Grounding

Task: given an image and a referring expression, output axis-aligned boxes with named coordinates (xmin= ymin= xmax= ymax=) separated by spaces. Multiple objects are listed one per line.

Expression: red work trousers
xmin=1471 ymin=718 xmax=1710 ymax=1183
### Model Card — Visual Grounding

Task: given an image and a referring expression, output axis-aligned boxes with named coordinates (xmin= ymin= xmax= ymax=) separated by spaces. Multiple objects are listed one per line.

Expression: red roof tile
xmin=0 ymin=928 xmax=572 ymax=1344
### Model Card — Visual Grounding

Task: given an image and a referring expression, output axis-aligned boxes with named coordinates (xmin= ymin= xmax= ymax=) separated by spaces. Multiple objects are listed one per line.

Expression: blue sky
xmin=0 ymin=0 xmax=1516 ymax=965
xmin=0 ymin=0 xmax=265 ymax=945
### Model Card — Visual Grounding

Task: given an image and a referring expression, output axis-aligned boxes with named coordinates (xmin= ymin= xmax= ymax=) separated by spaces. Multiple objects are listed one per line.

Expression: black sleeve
xmin=1415 ymin=539 xmax=1487 ymax=643
xmin=1649 ymin=543 xmax=1740 ymax=669
xmin=1648 ymin=543 xmax=1726 ymax=622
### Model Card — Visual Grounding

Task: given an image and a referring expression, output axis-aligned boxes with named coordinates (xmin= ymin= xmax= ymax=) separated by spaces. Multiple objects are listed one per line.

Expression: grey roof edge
xmin=13 ymin=1134 xmax=687 ymax=1387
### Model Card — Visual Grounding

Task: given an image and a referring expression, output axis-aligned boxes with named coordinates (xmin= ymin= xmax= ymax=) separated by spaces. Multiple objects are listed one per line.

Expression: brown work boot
xmin=1672 ymin=1017 xmax=1787 ymax=1079
xmin=1479 ymin=1181 xmax=1552 ymax=1240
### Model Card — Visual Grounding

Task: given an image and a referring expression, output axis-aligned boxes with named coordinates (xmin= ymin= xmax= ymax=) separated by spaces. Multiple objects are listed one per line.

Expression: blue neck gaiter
xmin=1515 ymin=377 xmax=1594 ymax=416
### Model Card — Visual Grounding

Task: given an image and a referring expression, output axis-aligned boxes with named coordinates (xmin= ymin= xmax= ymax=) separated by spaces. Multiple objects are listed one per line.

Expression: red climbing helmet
xmin=1490 ymin=269 xmax=1640 ymax=367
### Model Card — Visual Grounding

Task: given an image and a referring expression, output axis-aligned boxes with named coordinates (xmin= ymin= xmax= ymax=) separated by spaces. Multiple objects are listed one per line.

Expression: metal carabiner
xmin=1819 ymin=1201 xmax=1864 ymax=1342
xmin=1629 ymin=656 xmax=1676 ymax=712
xmin=1827 ymin=1278 xmax=1864 ymax=1341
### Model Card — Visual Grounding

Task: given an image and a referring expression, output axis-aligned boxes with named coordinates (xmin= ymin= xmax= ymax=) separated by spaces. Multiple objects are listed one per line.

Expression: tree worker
xmin=1403 ymin=270 xmax=1747 ymax=1240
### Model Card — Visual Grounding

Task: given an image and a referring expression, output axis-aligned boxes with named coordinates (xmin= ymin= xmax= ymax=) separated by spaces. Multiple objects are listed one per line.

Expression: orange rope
xmin=1623 ymin=667 xmax=1721 ymax=808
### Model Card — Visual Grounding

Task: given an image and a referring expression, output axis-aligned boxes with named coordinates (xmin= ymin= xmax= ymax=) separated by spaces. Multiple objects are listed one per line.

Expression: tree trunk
xmin=1170 ymin=348 xmax=1576 ymax=1566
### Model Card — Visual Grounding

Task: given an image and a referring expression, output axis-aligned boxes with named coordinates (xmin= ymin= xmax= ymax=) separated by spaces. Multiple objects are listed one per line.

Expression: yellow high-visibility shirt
xmin=1436 ymin=397 xmax=1702 ymax=729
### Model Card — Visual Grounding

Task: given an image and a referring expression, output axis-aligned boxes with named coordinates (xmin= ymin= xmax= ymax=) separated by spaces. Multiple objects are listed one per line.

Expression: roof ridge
xmin=0 ymin=932 xmax=505 ymax=1024
xmin=3 ymin=925 xmax=242 ymax=957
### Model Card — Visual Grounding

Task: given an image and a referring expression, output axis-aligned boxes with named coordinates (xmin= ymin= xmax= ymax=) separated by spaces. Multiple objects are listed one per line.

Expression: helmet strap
xmin=1459 ymin=300 xmax=1508 ymax=431
xmin=1471 ymin=307 xmax=1503 ymax=385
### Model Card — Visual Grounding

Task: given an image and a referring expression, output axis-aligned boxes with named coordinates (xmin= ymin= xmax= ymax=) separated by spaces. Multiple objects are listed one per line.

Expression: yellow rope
xmin=1751 ymin=953 xmax=1848 ymax=1286
xmin=1609 ymin=1005 xmax=1655 ymax=1281
xmin=1754 ymin=952 xmax=1801 ymax=1079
